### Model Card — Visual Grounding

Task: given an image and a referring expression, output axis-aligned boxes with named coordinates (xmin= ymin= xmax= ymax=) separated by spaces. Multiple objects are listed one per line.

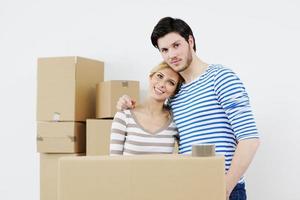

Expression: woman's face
xmin=149 ymin=67 xmax=180 ymax=102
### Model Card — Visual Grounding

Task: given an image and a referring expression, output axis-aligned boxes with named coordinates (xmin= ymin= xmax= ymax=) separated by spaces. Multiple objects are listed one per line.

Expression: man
xmin=118 ymin=17 xmax=260 ymax=200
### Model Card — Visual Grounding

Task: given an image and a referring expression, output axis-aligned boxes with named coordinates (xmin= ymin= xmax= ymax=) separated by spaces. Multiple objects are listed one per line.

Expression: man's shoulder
xmin=208 ymin=64 xmax=236 ymax=77
xmin=209 ymin=64 xmax=231 ymax=72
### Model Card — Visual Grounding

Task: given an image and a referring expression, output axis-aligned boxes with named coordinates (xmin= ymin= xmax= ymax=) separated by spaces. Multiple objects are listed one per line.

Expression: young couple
xmin=109 ymin=17 xmax=260 ymax=200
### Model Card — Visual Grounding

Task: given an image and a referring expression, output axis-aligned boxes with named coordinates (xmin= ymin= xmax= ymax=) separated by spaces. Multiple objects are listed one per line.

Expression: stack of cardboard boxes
xmin=36 ymin=56 xmax=103 ymax=200
xmin=36 ymin=56 xmax=140 ymax=200
xmin=36 ymin=56 xmax=226 ymax=200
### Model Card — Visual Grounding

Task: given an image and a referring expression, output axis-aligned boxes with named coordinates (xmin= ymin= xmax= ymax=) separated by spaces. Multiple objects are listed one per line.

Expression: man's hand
xmin=116 ymin=95 xmax=136 ymax=111
xmin=225 ymin=177 xmax=233 ymax=200
xmin=225 ymin=138 xmax=260 ymax=199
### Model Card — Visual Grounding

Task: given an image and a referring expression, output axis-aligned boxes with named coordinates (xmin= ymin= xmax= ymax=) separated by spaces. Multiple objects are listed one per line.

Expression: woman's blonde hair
xmin=149 ymin=62 xmax=184 ymax=94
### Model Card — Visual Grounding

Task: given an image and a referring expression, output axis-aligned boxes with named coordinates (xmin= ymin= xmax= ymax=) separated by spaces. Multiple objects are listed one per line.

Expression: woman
xmin=110 ymin=62 xmax=183 ymax=155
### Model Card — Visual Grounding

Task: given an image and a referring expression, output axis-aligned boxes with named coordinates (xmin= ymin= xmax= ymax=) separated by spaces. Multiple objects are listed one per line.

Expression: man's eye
xmin=174 ymin=43 xmax=180 ymax=48
xmin=161 ymin=49 xmax=168 ymax=53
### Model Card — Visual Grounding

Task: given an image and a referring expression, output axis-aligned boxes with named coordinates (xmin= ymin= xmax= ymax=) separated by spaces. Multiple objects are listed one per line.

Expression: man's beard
xmin=176 ymin=48 xmax=193 ymax=73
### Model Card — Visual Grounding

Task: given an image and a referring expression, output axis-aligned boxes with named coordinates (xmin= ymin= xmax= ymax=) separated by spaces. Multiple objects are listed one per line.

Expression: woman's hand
xmin=116 ymin=95 xmax=136 ymax=111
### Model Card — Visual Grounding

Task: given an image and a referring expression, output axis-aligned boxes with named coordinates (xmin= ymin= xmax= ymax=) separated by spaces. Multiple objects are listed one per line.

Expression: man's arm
xmin=225 ymin=138 xmax=260 ymax=196
xmin=213 ymin=67 xmax=260 ymax=198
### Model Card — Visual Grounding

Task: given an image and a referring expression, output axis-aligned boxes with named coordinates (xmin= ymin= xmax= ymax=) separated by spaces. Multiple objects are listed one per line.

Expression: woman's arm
xmin=110 ymin=111 xmax=127 ymax=155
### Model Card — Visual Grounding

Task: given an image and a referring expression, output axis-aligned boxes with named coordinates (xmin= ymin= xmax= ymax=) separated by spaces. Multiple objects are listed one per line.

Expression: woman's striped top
xmin=170 ymin=64 xmax=259 ymax=183
xmin=110 ymin=109 xmax=178 ymax=155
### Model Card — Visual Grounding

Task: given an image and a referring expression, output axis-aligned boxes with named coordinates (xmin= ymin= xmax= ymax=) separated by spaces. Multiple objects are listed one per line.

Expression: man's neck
xmin=180 ymin=54 xmax=209 ymax=84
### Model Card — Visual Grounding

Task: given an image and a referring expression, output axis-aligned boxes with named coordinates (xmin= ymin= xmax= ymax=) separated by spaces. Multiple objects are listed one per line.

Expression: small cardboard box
xmin=37 ymin=122 xmax=86 ymax=153
xmin=86 ymin=119 xmax=113 ymax=155
xmin=40 ymin=153 xmax=82 ymax=200
xmin=58 ymin=155 xmax=226 ymax=200
xmin=96 ymin=80 xmax=139 ymax=118
xmin=37 ymin=56 xmax=104 ymax=121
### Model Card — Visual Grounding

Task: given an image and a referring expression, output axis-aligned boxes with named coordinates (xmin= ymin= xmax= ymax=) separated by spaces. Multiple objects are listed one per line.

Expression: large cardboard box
xmin=37 ymin=122 xmax=86 ymax=153
xmin=96 ymin=80 xmax=139 ymax=118
xmin=86 ymin=119 xmax=113 ymax=155
xmin=40 ymin=153 xmax=82 ymax=200
xmin=58 ymin=155 xmax=226 ymax=200
xmin=37 ymin=56 xmax=104 ymax=121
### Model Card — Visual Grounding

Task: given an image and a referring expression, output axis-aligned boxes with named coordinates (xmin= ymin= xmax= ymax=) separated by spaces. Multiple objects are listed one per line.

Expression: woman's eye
xmin=168 ymin=81 xmax=176 ymax=86
xmin=157 ymin=74 xmax=163 ymax=79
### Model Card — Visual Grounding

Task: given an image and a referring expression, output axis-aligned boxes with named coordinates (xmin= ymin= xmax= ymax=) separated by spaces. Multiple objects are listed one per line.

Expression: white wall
xmin=1 ymin=0 xmax=299 ymax=199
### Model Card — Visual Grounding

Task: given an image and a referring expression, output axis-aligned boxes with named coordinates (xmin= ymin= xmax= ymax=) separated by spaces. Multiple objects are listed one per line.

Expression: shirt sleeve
xmin=213 ymin=67 xmax=259 ymax=141
xmin=110 ymin=111 xmax=127 ymax=155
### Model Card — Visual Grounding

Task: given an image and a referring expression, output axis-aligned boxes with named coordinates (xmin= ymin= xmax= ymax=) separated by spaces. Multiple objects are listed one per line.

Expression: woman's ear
xmin=164 ymin=98 xmax=172 ymax=109
xmin=164 ymin=98 xmax=170 ymax=106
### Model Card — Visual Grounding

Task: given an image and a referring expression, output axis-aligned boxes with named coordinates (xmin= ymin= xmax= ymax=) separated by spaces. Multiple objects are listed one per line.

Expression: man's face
xmin=157 ymin=32 xmax=193 ymax=73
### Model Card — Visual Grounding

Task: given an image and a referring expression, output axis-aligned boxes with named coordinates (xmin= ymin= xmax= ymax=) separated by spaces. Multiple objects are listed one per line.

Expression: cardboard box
xmin=96 ymin=80 xmax=139 ymax=118
xmin=86 ymin=119 xmax=113 ymax=155
xmin=58 ymin=155 xmax=226 ymax=200
xmin=37 ymin=122 xmax=86 ymax=153
xmin=37 ymin=56 xmax=104 ymax=121
xmin=40 ymin=153 xmax=82 ymax=200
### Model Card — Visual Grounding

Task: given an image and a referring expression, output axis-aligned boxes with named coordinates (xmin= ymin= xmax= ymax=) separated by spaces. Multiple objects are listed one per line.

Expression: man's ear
xmin=188 ymin=35 xmax=194 ymax=50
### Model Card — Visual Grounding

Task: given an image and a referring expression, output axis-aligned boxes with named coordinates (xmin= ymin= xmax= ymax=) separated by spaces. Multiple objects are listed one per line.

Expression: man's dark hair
xmin=151 ymin=17 xmax=196 ymax=51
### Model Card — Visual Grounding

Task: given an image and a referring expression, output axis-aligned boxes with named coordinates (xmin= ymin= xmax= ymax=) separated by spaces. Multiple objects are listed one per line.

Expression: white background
xmin=1 ymin=0 xmax=300 ymax=199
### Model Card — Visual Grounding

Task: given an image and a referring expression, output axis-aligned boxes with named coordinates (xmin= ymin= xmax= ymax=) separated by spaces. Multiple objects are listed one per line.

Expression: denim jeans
xmin=229 ymin=183 xmax=247 ymax=200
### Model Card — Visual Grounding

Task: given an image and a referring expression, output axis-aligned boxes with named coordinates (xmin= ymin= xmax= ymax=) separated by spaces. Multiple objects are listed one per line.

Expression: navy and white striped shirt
xmin=170 ymin=64 xmax=259 ymax=183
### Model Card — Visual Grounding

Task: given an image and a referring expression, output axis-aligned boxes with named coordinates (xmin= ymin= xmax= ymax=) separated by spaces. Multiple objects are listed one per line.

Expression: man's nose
xmin=168 ymin=49 xmax=177 ymax=59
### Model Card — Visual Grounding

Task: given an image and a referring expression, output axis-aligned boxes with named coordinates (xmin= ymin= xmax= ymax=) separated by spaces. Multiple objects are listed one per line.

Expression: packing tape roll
xmin=192 ymin=144 xmax=215 ymax=157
